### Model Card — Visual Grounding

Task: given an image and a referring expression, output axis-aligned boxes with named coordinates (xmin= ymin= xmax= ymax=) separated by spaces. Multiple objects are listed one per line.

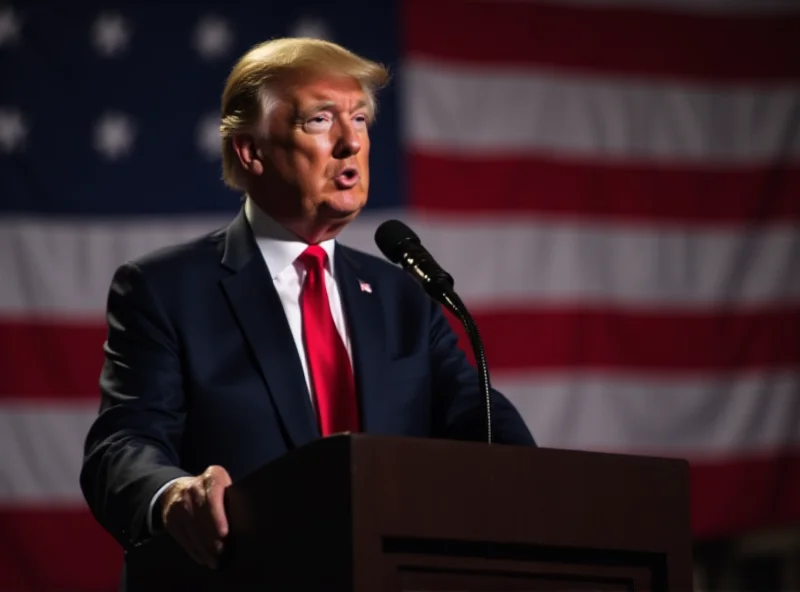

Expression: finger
xmin=166 ymin=504 xmax=208 ymax=567
xmin=175 ymin=486 xmax=219 ymax=569
xmin=204 ymin=475 xmax=229 ymax=540
xmin=187 ymin=483 xmax=223 ymax=563
xmin=176 ymin=517 xmax=217 ymax=569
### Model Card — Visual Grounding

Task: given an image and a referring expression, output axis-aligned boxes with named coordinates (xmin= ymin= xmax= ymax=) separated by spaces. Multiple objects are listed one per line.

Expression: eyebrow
xmin=298 ymin=99 xmax=370 ymax=118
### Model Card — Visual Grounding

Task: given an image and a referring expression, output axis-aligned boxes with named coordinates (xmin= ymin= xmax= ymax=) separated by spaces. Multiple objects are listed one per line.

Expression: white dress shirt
xmin=244 ymin=196 xmax=353 ymax=396
xmin=148 ymin=197 xmax=352 ymax=532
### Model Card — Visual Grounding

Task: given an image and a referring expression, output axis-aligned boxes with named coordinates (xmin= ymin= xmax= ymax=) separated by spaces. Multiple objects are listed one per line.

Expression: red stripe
xmin=445 ymin=306 xmax=800 ymax=372
xmin=0 ymin=454 xmax=798 ymax=590
xmin=0 ymin=507 xmax=122 ymax=592
xmin=2 ymin=307 xmax=797 ymax=398
xmin=0 ymin=319 xmax=106 ymax=399
xmin=410 ymin=153 xmax=800 ymax=223
xmin=690 ymin=451 xmax=800 ymax=539
xmin=404 ymin=0 xmax=800 ymax=81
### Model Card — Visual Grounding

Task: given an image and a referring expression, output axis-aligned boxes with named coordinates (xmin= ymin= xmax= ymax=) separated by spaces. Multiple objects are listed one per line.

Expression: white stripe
xmin=404 ymin=60 xmax=800 ymax=162
xmin=0 ymin=216 xmax=226 ymax=318
xmin=498 ymin=370 xmax=800 ymax=458
xmin=1 ymin=213 xmax=797 ymax=317
xmin=2 ymin=371 xmax=798 ymax=502
xmin=0 ymin=402 xmax=96 ymax=505
xmin=344 ymin=214 xmax=800 ymax=309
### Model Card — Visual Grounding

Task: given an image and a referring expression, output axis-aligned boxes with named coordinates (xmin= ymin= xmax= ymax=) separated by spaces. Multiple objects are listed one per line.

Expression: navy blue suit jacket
xmin=80 ymin=208 xmax=535 ymax=558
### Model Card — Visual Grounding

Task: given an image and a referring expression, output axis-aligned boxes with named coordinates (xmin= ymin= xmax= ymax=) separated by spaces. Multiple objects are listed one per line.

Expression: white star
xmin=0 ymin=107 xmax=27 ymax=153
xmin=194 ymin=16 xmax=232 ymax=61
xmin=290 ymin=17 xmax=330 ymax=41
xmin=92 ymin=12 xmax=131 ymax=57
xmin=0 ymin=6 xmax=23 ymax=47
xmin=196 ymin=113 xmax=221 ymax=160
xmin=93 ymin=112 xmax=136 ymax=160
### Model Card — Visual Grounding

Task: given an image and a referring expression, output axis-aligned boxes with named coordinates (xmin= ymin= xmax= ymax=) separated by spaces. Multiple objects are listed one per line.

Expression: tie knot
xmin=299 ymin=244 xmax=327 ymax=272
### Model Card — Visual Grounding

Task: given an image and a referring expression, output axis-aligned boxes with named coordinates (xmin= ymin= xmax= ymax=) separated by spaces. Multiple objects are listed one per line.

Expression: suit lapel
xmin=219 ymin=210 xmax=320 ymax=448
xmin=335 ymin=246 xmax=387 ymax=432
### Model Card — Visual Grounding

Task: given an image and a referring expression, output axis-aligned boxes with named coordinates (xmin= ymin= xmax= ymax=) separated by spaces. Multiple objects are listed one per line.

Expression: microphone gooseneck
xmin=374 ymin=219 xmax=493 ymax=444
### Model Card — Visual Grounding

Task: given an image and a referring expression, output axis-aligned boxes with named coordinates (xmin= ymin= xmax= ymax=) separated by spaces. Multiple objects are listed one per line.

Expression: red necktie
xmin=298 ymin=245 xmax=360 ymax=436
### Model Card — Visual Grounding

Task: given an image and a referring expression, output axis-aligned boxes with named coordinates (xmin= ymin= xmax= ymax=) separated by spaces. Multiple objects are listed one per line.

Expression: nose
xmin=333 ymin=121 xmax=361 ymax=159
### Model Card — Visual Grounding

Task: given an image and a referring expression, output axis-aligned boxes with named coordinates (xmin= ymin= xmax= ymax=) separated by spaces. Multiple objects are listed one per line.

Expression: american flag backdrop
xmin=2 ymin=0 xmax=800 ymax=589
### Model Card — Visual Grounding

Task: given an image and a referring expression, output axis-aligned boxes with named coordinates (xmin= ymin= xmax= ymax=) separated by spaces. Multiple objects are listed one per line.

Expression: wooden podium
xmin=127 ymin=434 xmax=693 ymax=591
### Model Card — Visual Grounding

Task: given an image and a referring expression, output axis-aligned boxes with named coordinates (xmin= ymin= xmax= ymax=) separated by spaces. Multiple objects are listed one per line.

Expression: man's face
xmin=253 ymin=75 xmax=372 ymax=233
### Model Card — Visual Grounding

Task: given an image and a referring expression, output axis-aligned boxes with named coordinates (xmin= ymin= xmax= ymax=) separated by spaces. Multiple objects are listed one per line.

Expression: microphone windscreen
xmin=374 ymin=219 xmax=419 ymax=264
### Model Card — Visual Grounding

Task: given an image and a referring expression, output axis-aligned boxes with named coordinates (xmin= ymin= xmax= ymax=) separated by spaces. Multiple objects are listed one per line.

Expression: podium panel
xmin=127 ymin=434 xmax=693 ymax=592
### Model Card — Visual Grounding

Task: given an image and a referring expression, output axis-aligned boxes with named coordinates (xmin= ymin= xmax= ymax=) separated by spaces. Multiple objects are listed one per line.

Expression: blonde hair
xmin=219 ymin=37 xmax=390 ymax=191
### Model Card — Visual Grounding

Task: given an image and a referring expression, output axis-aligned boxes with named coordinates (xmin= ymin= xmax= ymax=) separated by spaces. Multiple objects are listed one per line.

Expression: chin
xmin=324 ymin=206 xmax=362 ymax=222
xmin=324 ymin=193 xmax=366 ymax=218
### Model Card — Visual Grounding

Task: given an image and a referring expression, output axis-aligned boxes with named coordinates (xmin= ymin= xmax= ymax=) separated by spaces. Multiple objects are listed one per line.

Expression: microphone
xmin=374 ymin=219 xmax=455 ymax=304
xmin=374 ymin=219 xmax=494 ymax=444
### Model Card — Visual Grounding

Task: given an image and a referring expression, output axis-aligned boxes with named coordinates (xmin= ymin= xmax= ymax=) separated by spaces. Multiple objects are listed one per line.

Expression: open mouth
xmin=333 ymin=167 xmax=359 ymax=190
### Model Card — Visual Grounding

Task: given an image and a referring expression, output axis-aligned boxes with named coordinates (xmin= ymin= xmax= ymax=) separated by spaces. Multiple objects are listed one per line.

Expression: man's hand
xmin=160 ymin=465 xmax=232 ymax=569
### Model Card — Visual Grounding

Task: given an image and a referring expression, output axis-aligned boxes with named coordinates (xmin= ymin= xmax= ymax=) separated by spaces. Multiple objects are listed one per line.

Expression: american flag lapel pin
xmin=359 ymin=279 xmax=372 ymax=293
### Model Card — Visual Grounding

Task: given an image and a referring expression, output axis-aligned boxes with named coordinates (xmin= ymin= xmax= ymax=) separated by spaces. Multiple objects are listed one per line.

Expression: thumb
xmin=203 ymin=466 xmax=232 ymax=538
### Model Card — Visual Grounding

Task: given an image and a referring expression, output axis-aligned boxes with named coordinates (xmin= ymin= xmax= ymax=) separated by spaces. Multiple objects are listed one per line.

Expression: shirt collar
xmin=244 ymin=196 xmax=336 ymax=279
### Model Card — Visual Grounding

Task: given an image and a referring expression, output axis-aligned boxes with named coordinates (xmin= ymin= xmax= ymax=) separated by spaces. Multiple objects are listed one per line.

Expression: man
xmin=80 ymin=37 xmax=534 ymax=583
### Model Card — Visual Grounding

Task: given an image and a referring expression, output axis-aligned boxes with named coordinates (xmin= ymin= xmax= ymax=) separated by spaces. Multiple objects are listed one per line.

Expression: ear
xmin=231 ymin=134 xmax=265 ymax=176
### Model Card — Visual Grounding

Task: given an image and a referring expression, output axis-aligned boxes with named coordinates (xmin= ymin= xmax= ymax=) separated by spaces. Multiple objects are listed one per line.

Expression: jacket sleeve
xmin=79 ymin=262 xmax=191 ymax=550
xmin=428 ymin=299 xmax=536 ymax=446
